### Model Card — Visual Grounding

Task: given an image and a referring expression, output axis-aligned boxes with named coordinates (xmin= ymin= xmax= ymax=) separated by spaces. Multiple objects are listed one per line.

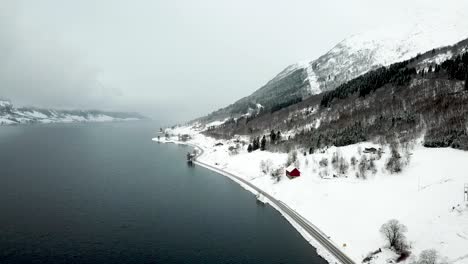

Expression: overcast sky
xmin=0 ymin=0 xmax=466 ymax=123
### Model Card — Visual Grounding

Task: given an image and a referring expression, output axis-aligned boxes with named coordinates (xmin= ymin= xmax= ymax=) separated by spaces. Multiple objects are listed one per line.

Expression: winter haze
xmin=1 ymin=0 xmax=466 ymax=123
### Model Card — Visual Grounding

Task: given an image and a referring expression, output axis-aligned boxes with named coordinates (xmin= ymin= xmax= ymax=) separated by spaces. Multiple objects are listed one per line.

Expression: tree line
xmin=247 ymin=130 xmax=282 ymax=152
xmin=320 ymin=60 xmax=416 ymax=107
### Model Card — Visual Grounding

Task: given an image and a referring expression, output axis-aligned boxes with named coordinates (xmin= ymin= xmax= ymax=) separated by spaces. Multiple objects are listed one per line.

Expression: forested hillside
xmin=202 ymin=38 xmax=468 ymax=151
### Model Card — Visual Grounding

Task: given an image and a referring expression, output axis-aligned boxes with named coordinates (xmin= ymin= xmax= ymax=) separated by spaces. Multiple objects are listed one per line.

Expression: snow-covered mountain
xmin=200 ymin=16 xmax=468 ymax=122
xmin=300 ymin=21 xmax=468 ymax=95
xmin=0 ymin=99 xmax=145 ymax=125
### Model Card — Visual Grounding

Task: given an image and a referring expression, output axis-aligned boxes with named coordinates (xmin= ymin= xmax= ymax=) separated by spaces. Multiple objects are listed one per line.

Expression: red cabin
xmin=286 ymin=166 xmax=301 ymax=178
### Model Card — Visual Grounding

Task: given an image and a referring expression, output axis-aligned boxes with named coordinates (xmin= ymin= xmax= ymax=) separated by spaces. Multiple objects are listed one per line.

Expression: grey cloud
xmin=1 ymin=0 xmax=467 ymax=123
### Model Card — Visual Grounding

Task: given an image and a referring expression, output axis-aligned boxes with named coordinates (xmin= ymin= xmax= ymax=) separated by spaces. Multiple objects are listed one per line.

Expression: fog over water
xmin=1 ymin=0 xmax=466 ymax=123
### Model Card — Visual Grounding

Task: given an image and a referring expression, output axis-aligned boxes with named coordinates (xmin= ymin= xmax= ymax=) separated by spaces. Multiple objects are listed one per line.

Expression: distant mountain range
xmin=0 ymin=99 xmax=145 ymax=125
xmin=199 ymin=17 xmax=468 ymax=123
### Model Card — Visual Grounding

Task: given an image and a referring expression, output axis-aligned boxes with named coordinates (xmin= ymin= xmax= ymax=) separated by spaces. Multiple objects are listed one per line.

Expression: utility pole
xmin=464 ymin=183 xmax=468 ymax=203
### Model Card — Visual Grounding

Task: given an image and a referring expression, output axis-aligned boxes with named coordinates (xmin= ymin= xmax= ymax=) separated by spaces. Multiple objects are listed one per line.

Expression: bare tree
xmin=318 ymin=157 xmax=329 ymax=178
xmin=286 ymin=150 xmax=298 ymax=166
xmin=369 ymin=158 xmax=377 ymax=174
xmin=402 ymin=143 xmax=412 ymax=166
xmin=331 ymin=151 xmax=339 ymax=170
xmin=417 ymin=249 xmax=438 ymax=264
xmin=338 ymin=156 xmax=349 ymax=175
xmin=319 ymin=157 xmax=328 ymax=168
xmin=270 ymin=167 xmax=283 ymax=182
xmin=358 ymin=155 xmax=368 ymax=179
xmin=228 ymin=144 xmax=240 ymax=155
xmin=380 ymin=219 xmax=408 ymax=252
xmin=377 ymin=147 xmax=383 ymax=160
xmin=386 ymin=142 xmax=402 ymax=173
xmin=260 ymin=159 xmax=273 ymax=174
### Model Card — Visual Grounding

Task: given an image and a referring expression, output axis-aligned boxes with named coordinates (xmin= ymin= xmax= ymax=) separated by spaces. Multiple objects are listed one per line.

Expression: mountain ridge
xmin=0 ymin=98 xmax=146 ymax=125
xmin=197 ymin=17 xmax=468 ymax=123
xmin=202 ymin=36 xmax=468 ymax=150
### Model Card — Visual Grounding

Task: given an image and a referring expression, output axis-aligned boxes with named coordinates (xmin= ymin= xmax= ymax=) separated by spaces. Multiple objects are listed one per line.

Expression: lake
xmin=0 ymin=121 xmax=326 ymax=264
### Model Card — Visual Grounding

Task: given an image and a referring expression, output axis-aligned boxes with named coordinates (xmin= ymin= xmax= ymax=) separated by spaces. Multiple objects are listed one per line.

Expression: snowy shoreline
xmin=153 ymin=126 xmax=468 ymax=264
xmin=152 ymin=137 xmax=344 ymax=264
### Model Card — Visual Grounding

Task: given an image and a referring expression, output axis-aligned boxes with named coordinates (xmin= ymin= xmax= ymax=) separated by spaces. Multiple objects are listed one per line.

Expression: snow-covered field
xmin=153 ymin=125 xmax=468 ymax=264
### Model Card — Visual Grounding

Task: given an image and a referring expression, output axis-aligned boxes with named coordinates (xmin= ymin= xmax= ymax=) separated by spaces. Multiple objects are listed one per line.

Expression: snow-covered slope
xmin=0 ymin=100 xmax=12 ymax=109
xmin=0 ymin=99 xmax=144 ymax=125
xmin=304 ymin=19 xmax=468 ymax=95
xmin=156 ymin=126 xmax=468 ymax=264
xmin=200 ymin=13 xmax=468 ymax=122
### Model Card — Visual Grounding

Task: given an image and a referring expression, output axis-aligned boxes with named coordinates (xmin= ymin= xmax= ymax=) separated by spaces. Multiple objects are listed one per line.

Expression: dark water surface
xmin=0 ymin=121 xmax=326 ymax=264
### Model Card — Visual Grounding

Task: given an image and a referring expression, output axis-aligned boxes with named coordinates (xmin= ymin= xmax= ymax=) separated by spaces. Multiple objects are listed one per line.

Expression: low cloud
xmin=0 ymin=2 xmax=117 ymax=110
xmin=1 ymin=0 xmax=467 ymax=123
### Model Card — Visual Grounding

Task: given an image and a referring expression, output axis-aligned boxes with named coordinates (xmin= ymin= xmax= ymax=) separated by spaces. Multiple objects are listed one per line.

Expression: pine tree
xmin=252 ymin=137 xmax=260 ymax=150
xmin=247 ymin=144 xmax=253 ymax=153
xmin=270 ymin=130 xmax=276 ymax=143
xmin=465 ymin=72 xmax=468 ymax=90
xmin=260 ymin=136 xmax=266 ymax=151
xmin=276 ymin=131 xmax=282 ymax=142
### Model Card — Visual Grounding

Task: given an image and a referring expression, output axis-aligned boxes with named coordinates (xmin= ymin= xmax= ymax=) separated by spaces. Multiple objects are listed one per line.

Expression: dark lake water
xmin=0 ymin=121 xmax=326 ymax=264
